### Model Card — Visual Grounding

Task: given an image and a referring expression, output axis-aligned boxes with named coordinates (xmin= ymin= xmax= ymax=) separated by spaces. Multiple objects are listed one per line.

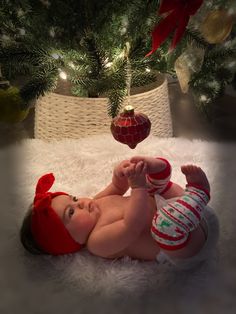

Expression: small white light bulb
xmin=200 ymin=95 xmax=207 ymax=102
xmin=49 ymin=28 xmax=55 ymax=38
xmin=120 ymin=27 xmax=127 ymax=35
xmin=117 ymin=51 xmax=125 ymax=59
xmin=52 ymin=53 xmax=59 ymax=59
xmin=105 ymin=62 xmax=113 ymax=68
xmin=68 ymin=62 xmax=75 ymax=69
xmin=19 ymin=28 xmax=26 ymax=35
xmin=59 ymin=71 xmax=67 ymax=80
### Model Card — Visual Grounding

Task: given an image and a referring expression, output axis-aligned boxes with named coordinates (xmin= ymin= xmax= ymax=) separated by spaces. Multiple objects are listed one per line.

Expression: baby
xmin=20 ymin=156 xmax=212 ymax=265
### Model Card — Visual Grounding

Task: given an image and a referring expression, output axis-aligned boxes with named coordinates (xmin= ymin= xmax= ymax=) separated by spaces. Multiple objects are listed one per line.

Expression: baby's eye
xmin=68 ymin=207 xmax=74 ymax=218
xmin=72 ymin=196 xmax=78 ymax=202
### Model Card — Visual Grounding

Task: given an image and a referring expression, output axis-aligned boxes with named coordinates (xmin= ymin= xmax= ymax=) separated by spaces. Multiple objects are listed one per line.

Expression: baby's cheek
xmin=66 ymin=223 xmax=80 ymax=242
xmin=77 ymin=214 xmax=92 ymax=227
xmin=86 ymin=216 xmax=97 ymax=232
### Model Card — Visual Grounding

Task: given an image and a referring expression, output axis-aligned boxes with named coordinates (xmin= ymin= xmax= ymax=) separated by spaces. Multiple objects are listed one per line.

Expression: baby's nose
xmin=75 ymin=201 xmax=83 ymax=209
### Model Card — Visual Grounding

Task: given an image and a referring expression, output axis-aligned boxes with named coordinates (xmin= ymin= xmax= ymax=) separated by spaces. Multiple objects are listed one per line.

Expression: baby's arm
xmin=93 ymin=160 xmax=130 ymax=199
xmin=87 ymin=162 xmax=149 ymax=257
xmin=94 ymin=156 xmax=168 ymax=199
xmin=123 ymin=160 xmax=149 ymax=226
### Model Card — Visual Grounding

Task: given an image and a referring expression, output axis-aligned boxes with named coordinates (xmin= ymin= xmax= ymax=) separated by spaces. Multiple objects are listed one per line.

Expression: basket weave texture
xmin=34 ymin=75 xmax=173 ymax=140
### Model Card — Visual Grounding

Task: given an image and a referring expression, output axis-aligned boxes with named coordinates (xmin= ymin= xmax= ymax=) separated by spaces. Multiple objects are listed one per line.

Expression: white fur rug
xmin=1 ymin=134 xmax=236 ymax=314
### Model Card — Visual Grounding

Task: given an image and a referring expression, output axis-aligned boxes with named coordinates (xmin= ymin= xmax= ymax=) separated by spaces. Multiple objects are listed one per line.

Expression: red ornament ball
xmin=110 ymin=105 xmax=151 ymax=149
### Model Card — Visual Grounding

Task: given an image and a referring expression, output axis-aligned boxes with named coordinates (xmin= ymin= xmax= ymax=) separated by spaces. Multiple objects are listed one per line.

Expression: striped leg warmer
xmin=151 ymin=184 xmax=210 ymax=250
xmin=146 ymin=157 xmax=173 ymax=196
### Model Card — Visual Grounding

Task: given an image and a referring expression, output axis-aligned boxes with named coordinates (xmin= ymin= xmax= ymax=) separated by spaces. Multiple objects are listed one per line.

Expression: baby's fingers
xmin=123 ymin=163 xmax=135 ymax=177
xmin=118 ymin=162 xmax=130 ymax=177
xmin=141 ymin=162 xmax=148 ymax=174
xmin=130 ymin=156 xmax=145 ymax=164
xmin=135 ymin=161 xmax=145 ymax=174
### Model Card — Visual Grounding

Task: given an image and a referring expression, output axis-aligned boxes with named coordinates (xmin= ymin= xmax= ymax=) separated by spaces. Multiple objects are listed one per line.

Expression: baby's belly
xmin=108 ymin=229 xmax=161 ymax=261
xmin=107 ymin=197 xmax=160 ymax=260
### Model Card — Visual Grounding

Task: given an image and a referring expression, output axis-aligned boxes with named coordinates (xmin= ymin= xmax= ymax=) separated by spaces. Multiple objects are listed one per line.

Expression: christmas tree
xmin=0 ymin=0 xmax=235 ymax=121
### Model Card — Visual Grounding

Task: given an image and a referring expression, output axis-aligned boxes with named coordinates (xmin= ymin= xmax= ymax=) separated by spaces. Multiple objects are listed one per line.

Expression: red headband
xmin=31 ymin=173 xmax=82 ymax=255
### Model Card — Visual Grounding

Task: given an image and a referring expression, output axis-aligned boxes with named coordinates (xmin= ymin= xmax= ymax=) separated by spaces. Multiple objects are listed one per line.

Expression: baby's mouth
xmin=89 ymin=202 xmax=99 ymax=213
xmin=88 ymin=203 xmax=93 ymax=212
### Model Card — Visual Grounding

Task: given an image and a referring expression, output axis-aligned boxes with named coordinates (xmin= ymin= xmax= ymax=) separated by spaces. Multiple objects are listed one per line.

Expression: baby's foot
xmin=130 ymin=156 xmax=166 ymax=173
xmin=181 ymin=165 xmax=210 ymax=192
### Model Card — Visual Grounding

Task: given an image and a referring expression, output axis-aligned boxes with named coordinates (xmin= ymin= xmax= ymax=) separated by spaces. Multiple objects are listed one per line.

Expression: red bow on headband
xmin=146 ymin=0 xmax=204 ymax=56
xmin=31 ymin=173 xmax=82 ymax=255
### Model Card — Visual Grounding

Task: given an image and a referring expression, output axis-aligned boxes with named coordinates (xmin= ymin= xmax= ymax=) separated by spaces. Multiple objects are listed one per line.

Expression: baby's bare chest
xmin=94 ymin=195 xmax=128 ymax=228
xmin=94 ymin=194 xmax=156 ymax=228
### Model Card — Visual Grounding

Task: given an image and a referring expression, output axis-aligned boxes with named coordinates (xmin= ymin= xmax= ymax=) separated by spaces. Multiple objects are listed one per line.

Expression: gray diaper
xmin=155 ymin=204 xmax=219 ymax=270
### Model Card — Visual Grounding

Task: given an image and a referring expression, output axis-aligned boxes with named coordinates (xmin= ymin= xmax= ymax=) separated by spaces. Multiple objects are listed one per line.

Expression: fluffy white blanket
xmin=1 ymin=134 xmax=236 ymax=313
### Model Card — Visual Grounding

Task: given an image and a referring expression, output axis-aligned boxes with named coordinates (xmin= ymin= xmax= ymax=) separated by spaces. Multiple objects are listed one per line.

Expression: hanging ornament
xmin=201 ymin=10 xmax=233 ymax=44
xmin=174 ymin=45 xmax=205 ymax=93
xmin=146 ymin=0 xmax=204 ymax=56
xmin=110 ymin=105 xmax=151 ymax=149
xmin=110 ymin=42 xmax=151 ymax=149
xmin=0 ymin=84 xmax=29 ymax=123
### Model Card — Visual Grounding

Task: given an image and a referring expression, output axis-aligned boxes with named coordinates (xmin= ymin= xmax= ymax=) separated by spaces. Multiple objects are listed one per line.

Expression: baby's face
xmin=51 ymin=195 xmax=100 ymax=244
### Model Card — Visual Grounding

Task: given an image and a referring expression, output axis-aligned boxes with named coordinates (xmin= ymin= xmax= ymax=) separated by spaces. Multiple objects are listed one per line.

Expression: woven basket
xmin=34 ymin=74 xmax=172 ymax=140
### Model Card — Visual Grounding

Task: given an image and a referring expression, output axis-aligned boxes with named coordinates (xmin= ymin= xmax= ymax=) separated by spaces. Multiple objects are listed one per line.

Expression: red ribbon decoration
xmin=31 ymin=173 xmax=83 ymax=255
xmin=146 ymin=0 xmax=204 ymax=56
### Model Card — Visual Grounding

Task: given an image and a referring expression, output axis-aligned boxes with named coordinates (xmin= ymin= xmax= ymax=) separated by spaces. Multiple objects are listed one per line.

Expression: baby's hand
xmin=123 ymin=161 xmax=148 ymax=189
xmin=113 ymin=160 xmax=132 ymax=178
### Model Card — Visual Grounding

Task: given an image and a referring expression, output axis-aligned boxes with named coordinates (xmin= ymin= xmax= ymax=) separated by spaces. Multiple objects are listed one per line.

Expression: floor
xmin=168 ymin=80 xmax=236 ymax=142
xmin=1 ymin=79 xmax=236 ymax=314
xmin=0 ymin=78 xmax=236 ymax=147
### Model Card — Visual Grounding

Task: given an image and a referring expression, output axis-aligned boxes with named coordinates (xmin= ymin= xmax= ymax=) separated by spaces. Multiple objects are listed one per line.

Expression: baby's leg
xmin=151 ymin=165 xmax=210 ymax=251
xmin=161 ymin=183 xmax=184 ymax=199
xmin=145 ymin=157 xmax=174 ymax=195
xmin=130 ymin=156 xmax=184 ymax=198
xmin=145 ymin=157 xmax=184 ymax=198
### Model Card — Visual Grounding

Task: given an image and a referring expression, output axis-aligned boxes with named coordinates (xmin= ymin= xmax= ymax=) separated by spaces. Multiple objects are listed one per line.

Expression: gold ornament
xmin=201 ymin=10 xmax=233 ymax=44
xmin=174 ymin=57 xmax=191 ymax=93
xmin=174 ymin=46 xmax=205 ymax=93
xmin=0 ymin=86 xmax=29 ymax=123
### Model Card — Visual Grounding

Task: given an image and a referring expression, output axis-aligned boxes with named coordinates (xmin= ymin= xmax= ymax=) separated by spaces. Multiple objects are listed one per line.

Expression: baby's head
xmin=20 ymin=173 xmax=100 ymax=256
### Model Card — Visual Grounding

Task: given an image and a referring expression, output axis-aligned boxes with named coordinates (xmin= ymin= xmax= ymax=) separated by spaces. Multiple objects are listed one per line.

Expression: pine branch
xmin=70 ymin=76 xmax=93 ymax=89
xmin=185 ymin=28 xmax=210 ymax=50
xmin=205 ymin=47 xmax=236 ymax=63
xmin=0 ymin=45 xmax=52 ymax=68
xmin=131 ymin=71 xmax=156 ymax=87
xmin=107 ymin=88 xmax=126 ymax=118
xmin=20 ymin=64 xmax=58 ymax=106
xmin=81 ymin=34 xmax=105 ymax=78
xmin=1 ymin=61 xmax=32 ymax=79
